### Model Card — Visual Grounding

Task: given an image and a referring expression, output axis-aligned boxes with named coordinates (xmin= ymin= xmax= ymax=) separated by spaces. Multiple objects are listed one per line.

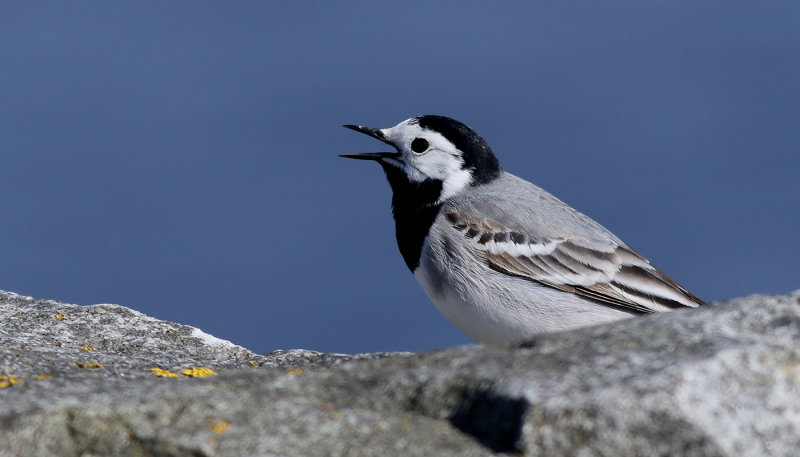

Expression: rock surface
xmin=1 ymin=289 xmax=799 ymax=456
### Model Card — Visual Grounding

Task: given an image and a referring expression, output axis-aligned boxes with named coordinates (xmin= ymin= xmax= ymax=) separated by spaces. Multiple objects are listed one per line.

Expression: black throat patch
xmin=380 ymin=162 xmax=443 ymax=272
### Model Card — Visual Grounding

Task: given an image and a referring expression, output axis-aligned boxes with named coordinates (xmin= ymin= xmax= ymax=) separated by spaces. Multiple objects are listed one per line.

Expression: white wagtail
xmin=341 ymin=115 xmax=705 ymax=344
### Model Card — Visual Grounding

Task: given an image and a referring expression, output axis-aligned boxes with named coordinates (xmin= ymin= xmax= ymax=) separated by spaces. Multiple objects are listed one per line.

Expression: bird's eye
xmin=410 ymin=138 xmax=429 ymax=154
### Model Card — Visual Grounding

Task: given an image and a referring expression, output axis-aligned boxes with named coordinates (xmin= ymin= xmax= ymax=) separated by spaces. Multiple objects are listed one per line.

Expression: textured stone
xmin=1 ymin=289 xmax=799 ymax=456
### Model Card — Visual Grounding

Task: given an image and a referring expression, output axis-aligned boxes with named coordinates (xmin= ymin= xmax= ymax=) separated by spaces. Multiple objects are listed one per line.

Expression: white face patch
xmin=380 ymin=118 xmax=473 ymax=203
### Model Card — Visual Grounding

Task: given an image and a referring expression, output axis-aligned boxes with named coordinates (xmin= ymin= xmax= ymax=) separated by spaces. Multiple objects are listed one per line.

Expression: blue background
xmin=2 ymin=2 xmax=798 ymax=354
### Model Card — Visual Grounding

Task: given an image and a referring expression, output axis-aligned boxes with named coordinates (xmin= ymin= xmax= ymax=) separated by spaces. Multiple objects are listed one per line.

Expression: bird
xmin=340 ymin=115 xmax=705 ymax=344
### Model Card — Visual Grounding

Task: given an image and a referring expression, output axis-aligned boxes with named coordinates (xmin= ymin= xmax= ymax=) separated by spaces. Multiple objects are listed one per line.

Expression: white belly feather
xmin=413 ymin=233 xmax=635 ymax=344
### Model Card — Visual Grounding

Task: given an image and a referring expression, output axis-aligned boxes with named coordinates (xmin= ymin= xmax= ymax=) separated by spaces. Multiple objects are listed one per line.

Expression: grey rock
xmin=260 ymin=348 xmax=413 ymax=369
xmin=1 ymin=289 xmax=800 ymax=456
xmin=0 ymin=290 xmax=259 ymax=378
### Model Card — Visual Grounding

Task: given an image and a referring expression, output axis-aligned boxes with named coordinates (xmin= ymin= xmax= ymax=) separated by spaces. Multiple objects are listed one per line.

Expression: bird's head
xmin=341 ymin=115 xmax=501 ymax=205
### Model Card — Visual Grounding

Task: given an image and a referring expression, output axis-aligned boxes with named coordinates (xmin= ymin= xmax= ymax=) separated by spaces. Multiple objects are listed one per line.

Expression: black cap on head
xmin=415 ymin=115 xmax=501 ymax=184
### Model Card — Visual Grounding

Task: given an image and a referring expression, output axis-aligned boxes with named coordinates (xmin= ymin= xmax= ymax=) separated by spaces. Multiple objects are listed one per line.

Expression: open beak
xmin=340 ymin=125 xmax=399 ymax=161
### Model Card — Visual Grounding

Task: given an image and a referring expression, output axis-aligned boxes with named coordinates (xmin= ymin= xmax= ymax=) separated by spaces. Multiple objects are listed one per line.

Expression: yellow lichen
xmin=182 ymin=367 xmax=217 ymax=378
xmin=76 ymin=362 xmax=104 ymax=369
xmin=148 ymin=367 xmax=180 ymax=378
xmin=55 ymin=313 xmax=66 ymax=319
xmin=79 ymin=346 xmax=96 ymax=351
xmin=330 ymin=412 xmax=343 ymax=420
xmin=248 ymin=360 xmax=258 ymax=367
xmin=211 ymin=420 xmax=230 ymax=435
xmin=0 ymin=375 xmax=22 ymax=388
xmin=37 ymin=375 xmax=53 ymax=381
xmin=286 ymin=368 xmax=304 ymax=376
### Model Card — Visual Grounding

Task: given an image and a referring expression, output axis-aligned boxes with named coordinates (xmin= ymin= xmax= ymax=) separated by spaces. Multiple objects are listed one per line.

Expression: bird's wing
xmin=444 ymin=209 xmax=706 ymax=313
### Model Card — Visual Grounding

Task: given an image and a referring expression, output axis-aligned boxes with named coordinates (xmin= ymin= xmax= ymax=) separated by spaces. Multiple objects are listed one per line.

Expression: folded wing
xmin=445 ymin=210 xmax=706 ymax=314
